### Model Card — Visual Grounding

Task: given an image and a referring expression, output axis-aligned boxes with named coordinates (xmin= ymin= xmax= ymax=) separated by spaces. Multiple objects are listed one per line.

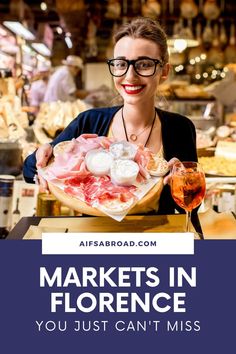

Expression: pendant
xmin=130 ymin=134 xmax=137 ymax=141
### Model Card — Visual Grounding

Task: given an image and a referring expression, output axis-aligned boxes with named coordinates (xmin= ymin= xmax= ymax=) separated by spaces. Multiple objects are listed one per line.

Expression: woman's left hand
xmin=163 ymin=157 xmax=180 ymax=185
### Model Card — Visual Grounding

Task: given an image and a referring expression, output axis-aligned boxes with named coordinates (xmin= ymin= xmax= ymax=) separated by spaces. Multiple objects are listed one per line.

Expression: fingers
xmin=167 ymin=157 xmax=180 ymax=169
xmin=38 ymin=175 xmax=49 ymax=193
xmin=76 ymin=134 xmax=98 ymax=144
xmin=35 ymin=144 xmax=52 ymax=193
xmin=163 ymin=157 xmax=180 ymax=185
xmin=163 ymin=173 xmax=173 ymax=185
xmin=36 ymin=144 xmax=53 ymax=169
xmin=79 ymin=134 xmax=98 ymax=139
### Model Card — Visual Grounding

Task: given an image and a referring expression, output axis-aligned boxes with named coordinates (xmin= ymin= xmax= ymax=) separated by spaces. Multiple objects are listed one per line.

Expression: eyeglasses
xmin=107 ymin=57 xmax=163 ymax=77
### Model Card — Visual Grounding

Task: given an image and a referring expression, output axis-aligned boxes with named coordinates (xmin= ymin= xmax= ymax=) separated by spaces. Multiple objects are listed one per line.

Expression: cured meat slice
xmin=64 ymin=175 xmax=137 ymax=213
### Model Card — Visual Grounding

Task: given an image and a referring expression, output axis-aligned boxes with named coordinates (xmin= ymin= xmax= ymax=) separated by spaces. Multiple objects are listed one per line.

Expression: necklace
xmin=121 ymin=107 xmax=156 ymax=147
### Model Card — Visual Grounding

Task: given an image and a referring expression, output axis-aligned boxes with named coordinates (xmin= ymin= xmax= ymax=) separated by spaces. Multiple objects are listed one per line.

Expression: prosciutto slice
xmin=64 ymin=175 xmax=137 ymax=207
xmin=46 ymin=136 xmax=114 ymax=179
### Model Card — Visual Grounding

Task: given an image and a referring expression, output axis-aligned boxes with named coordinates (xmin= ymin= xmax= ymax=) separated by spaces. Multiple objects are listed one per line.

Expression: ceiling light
xmin=168 ymin=38 xmax=199 ymax=53
xmin=3 ymin=21 xmax=35 ymax=40
xmin=31 ymin=43 xmax=51 ymax=56
xmin=65 ymin=36 xmax=73 ymax=49
xmin=174 ymin=39 xmax=187 ymax=52
xmin=56 ymin=26 xmax=63 ymax=34
xmin=40 ymin=2 xmax=48 ymax=11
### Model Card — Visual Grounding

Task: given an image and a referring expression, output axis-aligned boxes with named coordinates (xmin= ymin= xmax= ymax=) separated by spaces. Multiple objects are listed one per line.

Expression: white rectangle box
xmin=42 ymin=232 xmax=194 ymax=255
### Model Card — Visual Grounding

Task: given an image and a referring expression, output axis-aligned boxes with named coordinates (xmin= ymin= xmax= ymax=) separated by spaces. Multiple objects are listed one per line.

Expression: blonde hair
xmin=114 ymin=17 xmax=169 ymax=65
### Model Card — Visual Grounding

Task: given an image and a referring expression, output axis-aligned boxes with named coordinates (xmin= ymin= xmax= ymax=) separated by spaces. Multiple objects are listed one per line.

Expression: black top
xmin=23 ymin=106 xmax=198 ymax=218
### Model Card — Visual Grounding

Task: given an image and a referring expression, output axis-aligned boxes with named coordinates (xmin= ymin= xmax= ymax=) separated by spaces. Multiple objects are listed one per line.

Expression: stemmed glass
xmin=170 ymin=161 xmax=206 ymax=233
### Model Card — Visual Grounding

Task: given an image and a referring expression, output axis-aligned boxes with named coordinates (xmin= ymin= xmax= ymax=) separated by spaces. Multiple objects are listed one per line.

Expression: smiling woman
xmin=23 ymin=17 xmax=201 ymax=233
xmin=109 ymin=18 xmax=170 ymax=152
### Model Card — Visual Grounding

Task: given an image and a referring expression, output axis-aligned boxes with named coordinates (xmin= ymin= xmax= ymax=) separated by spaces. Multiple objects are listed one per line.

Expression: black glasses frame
xmin=107 ymin=58 xmax=163 ymax=77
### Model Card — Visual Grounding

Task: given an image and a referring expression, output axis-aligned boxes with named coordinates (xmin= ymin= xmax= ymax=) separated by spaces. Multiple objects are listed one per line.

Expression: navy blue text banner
xmin=0 ymin=241 xmax=235 ymax=354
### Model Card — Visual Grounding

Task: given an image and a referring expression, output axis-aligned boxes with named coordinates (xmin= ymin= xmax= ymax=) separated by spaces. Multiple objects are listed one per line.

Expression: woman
xmin=23 ymin=17 xmax=200 ymax=229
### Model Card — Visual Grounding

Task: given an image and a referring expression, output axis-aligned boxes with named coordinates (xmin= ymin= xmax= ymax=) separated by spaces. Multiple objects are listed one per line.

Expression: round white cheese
xmin=109 ymin=141 xmax=137 ymax=160
xmin=85 ymin=149 xmax=113 ymax=176
xmin=110 ymin=159 xmax=139 ymax=186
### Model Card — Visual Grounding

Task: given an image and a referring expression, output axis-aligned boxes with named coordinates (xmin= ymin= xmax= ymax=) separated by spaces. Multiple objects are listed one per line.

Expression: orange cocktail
xmin=171 ymin=161 xmax=206 ymax=232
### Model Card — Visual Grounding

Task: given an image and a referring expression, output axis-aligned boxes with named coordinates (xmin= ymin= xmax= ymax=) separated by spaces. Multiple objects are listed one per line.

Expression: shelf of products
xmin=166 ymin=98 xmax=224 ymax=129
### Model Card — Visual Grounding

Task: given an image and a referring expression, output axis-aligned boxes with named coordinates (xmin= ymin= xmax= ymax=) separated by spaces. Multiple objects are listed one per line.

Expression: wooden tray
xmin=49 ymin=178 xmax=163 ymax=216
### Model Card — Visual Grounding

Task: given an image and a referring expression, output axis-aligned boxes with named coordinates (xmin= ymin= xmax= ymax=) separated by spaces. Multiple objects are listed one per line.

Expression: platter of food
xmin=48 ymin=177 xmax=163 ymax=217
xmin=39 ymin=135 xmax=169 ymax=221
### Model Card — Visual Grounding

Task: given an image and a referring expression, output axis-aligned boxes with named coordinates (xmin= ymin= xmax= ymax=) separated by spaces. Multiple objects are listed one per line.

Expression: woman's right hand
xmin=35 ymin=143 xmax=53 ymax=192
xmin=163 ymin=157 xmax=180 ymax=186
